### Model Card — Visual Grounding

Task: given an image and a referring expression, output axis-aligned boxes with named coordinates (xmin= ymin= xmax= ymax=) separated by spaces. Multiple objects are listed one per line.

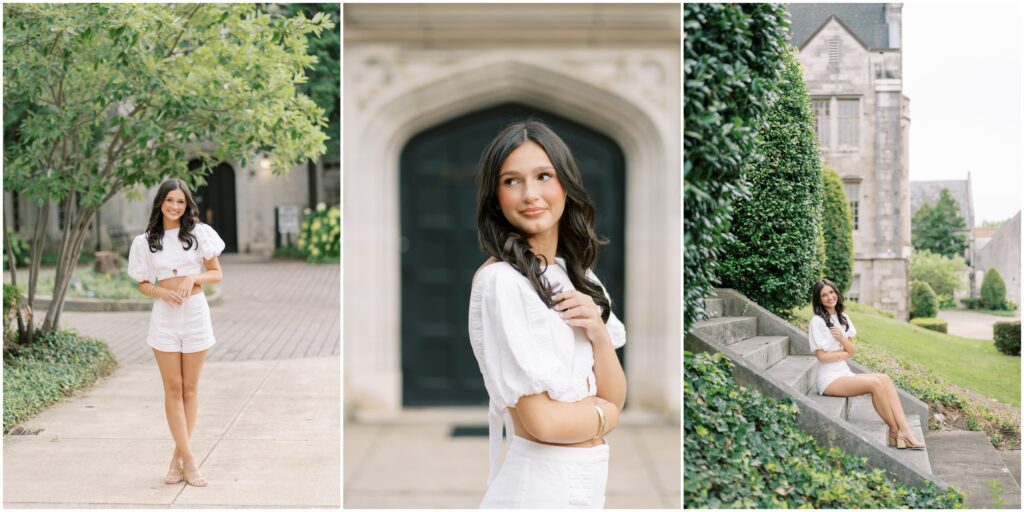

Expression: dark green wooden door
xmin=191 ymin=160 xmax=238 ymax=253
xmin=400 ymin=103 xmax=625 ymax=406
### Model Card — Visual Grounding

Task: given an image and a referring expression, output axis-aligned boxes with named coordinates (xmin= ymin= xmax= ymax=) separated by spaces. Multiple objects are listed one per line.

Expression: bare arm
xmin=829 ymin=324 xmax=856 ymax=357
xmin=554 ymin=290 xmax=627 ymax=410
xmin=814 ymin=348 xmax=852 ymax=363
xmin=514 ymin=392 xmax=620 ymax=444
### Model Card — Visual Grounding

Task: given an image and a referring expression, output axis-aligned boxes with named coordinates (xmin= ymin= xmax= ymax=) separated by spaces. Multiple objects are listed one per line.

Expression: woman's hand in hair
xmin=553 ymin=290 xmax=612 ymax=346
xmin=829 ymin=324 xmax=848 ymax=343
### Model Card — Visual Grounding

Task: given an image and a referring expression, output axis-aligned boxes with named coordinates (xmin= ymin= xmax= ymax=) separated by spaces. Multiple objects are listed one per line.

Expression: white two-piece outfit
xmin=468 ymin=257 xmax=626 ymax=509
xmin=127 ymin=224 xmax=225 ymax=353
xmin=808 ymin=313 xmax=858 ymax=395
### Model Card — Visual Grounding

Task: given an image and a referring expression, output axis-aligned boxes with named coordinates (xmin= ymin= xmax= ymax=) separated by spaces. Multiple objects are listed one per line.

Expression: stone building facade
xmin=974 ymin=211 xmax=1021 ymax=306
xmin=4 ymin=151 xmax=339 ymax=258
xmin=910 ymin=176 xmax=977 ymax=299
xmin=343 ymin=4 xmax=681 ymax=419
xmin=789 ymin=3 xmax=912 ymax=319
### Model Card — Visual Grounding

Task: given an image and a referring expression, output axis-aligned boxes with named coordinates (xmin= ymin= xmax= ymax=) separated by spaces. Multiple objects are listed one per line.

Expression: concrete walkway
xmin=927 ymin=431 xmax=1021 ymax=509
xmin=4 ymin=256 xmax=341 ymax=508
xmin=58 ymin=255 xmax=340 ymax=364
xmin=344 ymin=409 xmax=680 ymax=509
xmin=938 ymin=309 xmax=1020 ymax=340
xmin=3 ymin=357 xmax=340 ymax=508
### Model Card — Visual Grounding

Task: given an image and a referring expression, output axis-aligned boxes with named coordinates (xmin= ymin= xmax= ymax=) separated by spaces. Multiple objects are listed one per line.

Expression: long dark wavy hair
xmin=145 ymin=179 xmax=200 ymax=253
xmin=811 ymin=278 xmax=850 ymax=331
xmin=476 ymin=119 xmax=612 ymax=323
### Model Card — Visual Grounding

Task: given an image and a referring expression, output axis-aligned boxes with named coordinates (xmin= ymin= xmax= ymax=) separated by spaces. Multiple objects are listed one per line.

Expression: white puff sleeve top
xmin=127 ymin=224 xmax=225 ymax=283
xmin=468 ymin=257 xmax=626 ymax=484
xmin=808 ymin=313 xmax=857 ymax=353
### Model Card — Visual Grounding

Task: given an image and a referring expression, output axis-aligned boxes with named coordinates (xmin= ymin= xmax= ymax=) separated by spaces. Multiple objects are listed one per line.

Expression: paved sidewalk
xmin=344 ymin=410 xmax=680 ymax=509
xmin=3 ymin=357 xmax=340 ymax=508
xmin=57 ymin=255 xmax=340 ymax=364
xmin=938 ymin=309 xmax=1020 ymax=340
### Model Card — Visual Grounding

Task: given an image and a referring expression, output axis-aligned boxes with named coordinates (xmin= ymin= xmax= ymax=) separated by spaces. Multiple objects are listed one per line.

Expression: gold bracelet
xmin=593 ymin=404 xmax=607 ymax=439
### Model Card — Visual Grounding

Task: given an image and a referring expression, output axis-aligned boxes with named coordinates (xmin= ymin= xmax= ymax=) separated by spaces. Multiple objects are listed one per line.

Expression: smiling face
xmin=161 ymin=189 xmax=188 ymax=226
xmin=496 ymin=140 xmax=567 ymax=240
xmin=819 ymin=284 xmax=839 ymax=310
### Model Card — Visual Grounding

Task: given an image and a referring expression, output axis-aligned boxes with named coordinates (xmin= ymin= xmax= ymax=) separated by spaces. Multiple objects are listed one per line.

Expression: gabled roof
xmin=910 ymin=179 xmax=974 ymax=230
xmin=787 ymin=3 xmax=892 ymax=50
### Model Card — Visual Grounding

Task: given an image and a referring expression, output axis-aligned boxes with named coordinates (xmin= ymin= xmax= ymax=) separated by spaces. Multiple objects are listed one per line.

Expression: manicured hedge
xmin=910 ymin=317 xmax=948 ymax=334
xmin=910 ymin=280 xmax=938 ymax=319
xmin=820 ymin=166 xmax=854 ymax=293
xmin=981 ymin=268 xmax=1009 ymax=311
xmin=718 ymin=48 xmax=823 ymax=317
xmin=684 ymin=351 xmax=964 ymax=508
xmin=683 ymin=2 xmax=789 ymax=332
xmin=994 ymin=320 xmax=1021 ymax=356
xmin=4 ymin=329 xmax=118 ymax=432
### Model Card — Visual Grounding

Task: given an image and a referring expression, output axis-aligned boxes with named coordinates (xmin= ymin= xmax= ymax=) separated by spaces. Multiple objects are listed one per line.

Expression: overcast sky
xmin=902 ymin=1 xmax=1021 ymax=225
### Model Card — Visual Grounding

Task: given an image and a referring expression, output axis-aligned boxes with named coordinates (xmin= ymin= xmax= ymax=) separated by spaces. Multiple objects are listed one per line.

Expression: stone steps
xmin=729 ymin=335 xmax=789 ymax=370
xmin=691 ymin=316 xmax=756 ymax=346
xmin=693 ymin=294 xmax=941 ymax=488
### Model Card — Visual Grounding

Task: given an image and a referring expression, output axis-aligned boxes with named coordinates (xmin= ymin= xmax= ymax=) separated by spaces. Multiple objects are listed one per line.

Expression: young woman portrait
xmin=810 ymin=278 xmax=926 ymax=450
xmin=467 ymin=120 xmax=628 ymax=508
xmin=127 ymin=178 xmax=226 ymax=487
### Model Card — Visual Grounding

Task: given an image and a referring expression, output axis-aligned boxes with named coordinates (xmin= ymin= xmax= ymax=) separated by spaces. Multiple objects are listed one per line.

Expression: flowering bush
xmin=297 ymin=202 xmax=340 ymax=263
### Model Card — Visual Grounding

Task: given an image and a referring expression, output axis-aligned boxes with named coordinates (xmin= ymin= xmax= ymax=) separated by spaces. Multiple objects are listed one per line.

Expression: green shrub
xmin=820 ymin=166 xmax=854 ymax=293
xmin=37 ymin=260 xmax=139 ymax=300
xmin=993 ymin=321 xmax=1020 ymax=356
xmin=684 ymin=351 xmax=964 ymax=508
xmin=297 ymin=203 xmax=340 ymax=263
xmin=910 ymin=317 xmax=948 ymax=333
xmin=910 ymin=280 xmax=938 ymax=319
xmin=960 ymin=297 xmax=983 ymax=310
xmin=273 ymin=244 xmax=305 ymax=260
xmin=981 ymin=268 xmax=1008 ymax=310
xmin=910 ymin=250 xmax=966 ymax=301
xmin=718 ymin=48 xmax=823 ymax=317
xmin=4 ymin=229 xmax=31 ymax=269
xmin=683 ymin=3 xmax=789 ymax=333
xmin=3 ymin=329 xmax=118 ymax=432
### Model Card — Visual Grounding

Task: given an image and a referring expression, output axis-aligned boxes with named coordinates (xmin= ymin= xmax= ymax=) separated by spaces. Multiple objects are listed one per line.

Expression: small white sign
xmin=278 ymin=206 xmax=301 ymax=234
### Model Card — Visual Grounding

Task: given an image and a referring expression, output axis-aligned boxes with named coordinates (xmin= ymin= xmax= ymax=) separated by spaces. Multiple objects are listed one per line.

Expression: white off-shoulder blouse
xmin=127 ymin=224 xmax=225 ymax=283
xmin=468 ymin=257 xmax=626 ymax=484
xmin=808 ymin=313 xmax=857 ymax=353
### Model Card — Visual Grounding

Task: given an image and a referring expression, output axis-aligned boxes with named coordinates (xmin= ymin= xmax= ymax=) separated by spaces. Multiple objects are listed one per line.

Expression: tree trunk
xmin=3 ymin=215 xmax=27 ymax=338
xmin=42 ymin=193 xmax=96 ymax=333
xmin=25 ymin=200 xmax=49 ymax=344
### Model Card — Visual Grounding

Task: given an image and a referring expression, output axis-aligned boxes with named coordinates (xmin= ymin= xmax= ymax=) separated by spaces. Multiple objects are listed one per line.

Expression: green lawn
xmin=795 ymin=304 xmax=1020 ymax=407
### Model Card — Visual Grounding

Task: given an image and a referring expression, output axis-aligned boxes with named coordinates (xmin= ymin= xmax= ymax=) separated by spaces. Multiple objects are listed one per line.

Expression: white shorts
xmin=480 ymin=436 xmax=610 ymax=509
xmin=148 ymin=292 xmax=215 ymax=353
xmin=816 ymin=360 xmax=855 ymax=395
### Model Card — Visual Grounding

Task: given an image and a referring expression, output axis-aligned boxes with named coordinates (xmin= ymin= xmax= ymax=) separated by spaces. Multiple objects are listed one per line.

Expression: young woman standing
xmin=128 ymin=178 xmax=226 ymax=486
xmin=468 ymin=120 xmax=627 ymax=508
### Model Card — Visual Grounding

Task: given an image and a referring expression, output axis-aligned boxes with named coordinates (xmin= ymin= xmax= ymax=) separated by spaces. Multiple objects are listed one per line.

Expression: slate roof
xmin=787 ymin=3 xmax=892 ymax=50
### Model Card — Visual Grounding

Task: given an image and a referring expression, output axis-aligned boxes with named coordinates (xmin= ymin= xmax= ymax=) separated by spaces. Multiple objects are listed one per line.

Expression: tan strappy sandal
xmin=182 ymin=465 xmax=208 ymax=487
xmin=164 ymin=464 xmax=184 ymax=485
xmin=893 ymin=431 xmax=926 ymax=450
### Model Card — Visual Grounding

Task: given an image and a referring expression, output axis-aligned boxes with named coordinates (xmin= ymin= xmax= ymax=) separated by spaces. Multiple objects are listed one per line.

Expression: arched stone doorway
xmin=189 ymin=160 xmax=238 ymax=253
xmin=399 ymin=103 xmax=626 ymax=406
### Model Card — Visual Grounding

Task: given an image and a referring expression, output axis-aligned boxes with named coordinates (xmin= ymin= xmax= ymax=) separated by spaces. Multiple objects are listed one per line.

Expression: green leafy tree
xmin=912 ymin=188 xmax=968 ymax=259
xmin=981 ymin=268 xmax=1008 ymax=310
xmin=820 ymin=166 xmax=854 ymax=293
xmin=683 ymin=3 xmax=789 ymax=333
xmin=910 ymin=280 xmax=938 ymax=319
xmin=3 ymin=4 xmax=333 ymax=340
xmin=279 ymin=4 xmax=338 ymax=158
xmin=718 ymin=48 xmax=823 ymax=316
xmin=910 ymin=250 xmax=966 ymax=306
